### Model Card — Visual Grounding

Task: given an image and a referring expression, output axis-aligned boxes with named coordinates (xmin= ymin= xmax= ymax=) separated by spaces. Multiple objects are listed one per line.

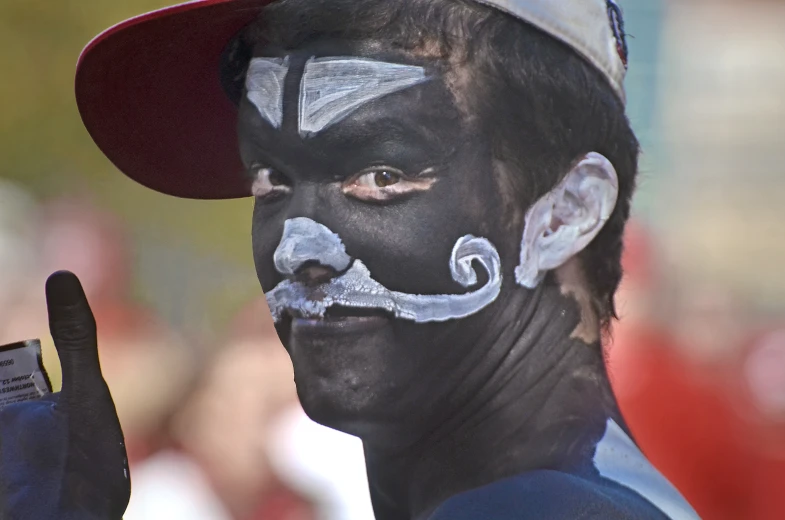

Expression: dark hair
xmin=240 ymin=0 xmax=639 ymax=326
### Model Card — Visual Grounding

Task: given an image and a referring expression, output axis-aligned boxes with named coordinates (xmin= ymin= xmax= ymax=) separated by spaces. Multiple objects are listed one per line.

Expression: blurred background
xmin=1 ymin=0 xmax=784 ymax=518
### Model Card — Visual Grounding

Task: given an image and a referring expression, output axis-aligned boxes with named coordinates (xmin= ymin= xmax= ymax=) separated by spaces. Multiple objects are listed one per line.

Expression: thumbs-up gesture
xmin=0 ymin=271 xmax=131 ymax=520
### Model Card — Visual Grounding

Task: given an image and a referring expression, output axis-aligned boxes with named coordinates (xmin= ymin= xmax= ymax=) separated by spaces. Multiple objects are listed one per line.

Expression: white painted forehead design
xmin=299 ymin=57 xmax=429 ymax=137
xmin=245 ymin=57 xmax=290 ymax=128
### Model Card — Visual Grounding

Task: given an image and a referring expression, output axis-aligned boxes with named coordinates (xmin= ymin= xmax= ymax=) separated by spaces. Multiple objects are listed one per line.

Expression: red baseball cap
xmin=76 ymin=0 xmax=628 ymax=200
xmin=76 ymin=0 xmax=268 ymax=199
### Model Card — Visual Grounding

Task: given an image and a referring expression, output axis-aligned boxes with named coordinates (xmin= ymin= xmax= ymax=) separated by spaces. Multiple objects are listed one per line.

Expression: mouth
xmin=287 ymin=305 xmax=392 ymax=334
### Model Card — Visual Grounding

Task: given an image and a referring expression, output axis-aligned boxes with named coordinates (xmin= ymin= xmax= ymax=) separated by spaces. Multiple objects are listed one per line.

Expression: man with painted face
xmin=0 ymin=0 xmax=702 ymax=519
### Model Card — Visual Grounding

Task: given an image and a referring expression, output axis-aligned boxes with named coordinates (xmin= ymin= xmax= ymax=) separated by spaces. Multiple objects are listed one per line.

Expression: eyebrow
xmin=312 ymin=115 xmax=457 ymax=175
xmin=332 ymin=118 xmax=428 ymax=149
xmin=298 ymin=57 xmax=430 ymax=138
xmin=245 ymin=57 xmax=290 ymax=128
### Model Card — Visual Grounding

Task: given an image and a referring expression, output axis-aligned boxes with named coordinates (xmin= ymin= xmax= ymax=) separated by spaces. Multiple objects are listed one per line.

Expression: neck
xmin=362 ymin=282 xmax=623 ymax=520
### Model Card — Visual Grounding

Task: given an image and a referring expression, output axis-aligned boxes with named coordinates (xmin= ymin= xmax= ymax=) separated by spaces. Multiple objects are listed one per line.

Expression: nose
xmin=294 ymin=262 xmax=339 ymax=287
xmin=273 ymin=217 xmax=352 ymax=281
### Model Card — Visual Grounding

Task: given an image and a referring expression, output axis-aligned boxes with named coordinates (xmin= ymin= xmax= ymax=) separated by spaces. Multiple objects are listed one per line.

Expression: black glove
xmin=0 ymin=271 xmax=131 ymax=520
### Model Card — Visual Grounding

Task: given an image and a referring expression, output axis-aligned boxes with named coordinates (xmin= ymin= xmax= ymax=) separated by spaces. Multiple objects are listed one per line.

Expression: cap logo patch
xmin=606 ymin=0 xmax=628 ymax=68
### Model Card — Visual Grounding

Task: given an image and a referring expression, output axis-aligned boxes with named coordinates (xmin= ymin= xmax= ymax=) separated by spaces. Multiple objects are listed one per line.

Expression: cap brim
xmin=76 ymin=0 xmax=269 ymax=199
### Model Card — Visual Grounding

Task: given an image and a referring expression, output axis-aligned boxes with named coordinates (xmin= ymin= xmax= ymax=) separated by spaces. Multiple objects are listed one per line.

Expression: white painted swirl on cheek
xmin=265 ymin=219 xmax=502 ymax=324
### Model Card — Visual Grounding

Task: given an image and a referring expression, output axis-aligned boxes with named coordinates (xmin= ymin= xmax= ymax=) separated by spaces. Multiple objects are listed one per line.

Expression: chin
xmin=282 ymin=313 xmax=410 ymax=438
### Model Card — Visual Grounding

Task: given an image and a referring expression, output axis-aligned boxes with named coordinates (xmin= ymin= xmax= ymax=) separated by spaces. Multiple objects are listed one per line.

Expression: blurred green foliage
xmin=0 ymin=0 xmax=254 ymax=266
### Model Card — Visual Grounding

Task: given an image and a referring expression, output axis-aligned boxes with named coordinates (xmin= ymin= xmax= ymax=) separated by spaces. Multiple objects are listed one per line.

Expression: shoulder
xmin=429 ymin=470 xmax=669 ymax=520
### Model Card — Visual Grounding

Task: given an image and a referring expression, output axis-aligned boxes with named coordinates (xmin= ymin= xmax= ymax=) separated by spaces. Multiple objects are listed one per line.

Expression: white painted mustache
xmin=265 ymin=218 xmax=502 ymax=324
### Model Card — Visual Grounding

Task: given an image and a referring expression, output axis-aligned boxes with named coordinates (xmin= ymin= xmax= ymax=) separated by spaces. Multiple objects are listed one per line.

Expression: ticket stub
xmin=0 ymin=340 xmax=53 ymax=409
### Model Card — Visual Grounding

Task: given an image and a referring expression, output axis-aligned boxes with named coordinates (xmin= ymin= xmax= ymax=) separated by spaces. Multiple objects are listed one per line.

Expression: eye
xmin=343 ymin=167 xmax=437 ymax=202
xmin=361 ymin=169 xmax=402 ymax=188
xmin=250 ymin=167 xmax=292 ymax=199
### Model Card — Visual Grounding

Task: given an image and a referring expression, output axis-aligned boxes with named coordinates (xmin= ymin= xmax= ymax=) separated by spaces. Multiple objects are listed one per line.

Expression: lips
xmin=287 ymin=305 xmax=391 ymax=334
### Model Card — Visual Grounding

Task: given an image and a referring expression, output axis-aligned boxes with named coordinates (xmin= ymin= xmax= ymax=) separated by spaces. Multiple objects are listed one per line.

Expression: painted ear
xmin=515 ymin=152 xmax=619 ymax=288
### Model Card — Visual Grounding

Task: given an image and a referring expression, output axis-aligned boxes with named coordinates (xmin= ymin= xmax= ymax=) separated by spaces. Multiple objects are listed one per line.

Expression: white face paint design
xmin=298 ymin=57 xmax=429 ymax=137
xmin=265 ymin=218 xmax=502 ymax=323
xmin=516 ymin=152 xmax=619 ymax=288
xmin=245 ymin=57 xmax=290 ymax=128
xmin=273 ymin=218 xmax=352 ymax=276
xmin=594 ymin=419 xmax=700 ymax=520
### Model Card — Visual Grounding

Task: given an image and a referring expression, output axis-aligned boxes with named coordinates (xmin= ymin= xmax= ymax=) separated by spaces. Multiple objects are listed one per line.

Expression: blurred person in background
xmin=267 ymin=386 xmax=376 ymax=520
xmin=0 ymin=180 xmax=39 ymax=342
xmin=127 ymin=298 xmax=314 ymax=520
xmin=733 ymin=328 xmax=785 ymax=519
xmin=1 ymin=196 xmax=195 ymax=465
xmin=219 ymin=299 xmax=376 ymax=520
xmin=607 ymin=222 xmax=785 ymax=520
xmin=219 ymin=299 xmax=375 ymax=520
xmin=740 ymin=329 xmax=785 ymax=456
xmin=605 ymin=221 xmax=672 ymax=394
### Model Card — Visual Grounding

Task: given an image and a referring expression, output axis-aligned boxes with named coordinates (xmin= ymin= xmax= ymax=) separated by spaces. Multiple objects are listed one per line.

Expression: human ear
xmin=515 ymin=152 xmax=618 ymax=289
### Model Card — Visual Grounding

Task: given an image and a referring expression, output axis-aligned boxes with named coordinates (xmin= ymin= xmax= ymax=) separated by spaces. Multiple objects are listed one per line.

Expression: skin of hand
xmin=0 ymin=271 xmax=130 ymax=520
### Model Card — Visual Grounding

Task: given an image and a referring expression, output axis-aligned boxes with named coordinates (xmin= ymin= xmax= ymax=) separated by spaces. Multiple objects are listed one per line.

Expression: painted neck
xmin=363 ymin=280 xmax=622 ymax=520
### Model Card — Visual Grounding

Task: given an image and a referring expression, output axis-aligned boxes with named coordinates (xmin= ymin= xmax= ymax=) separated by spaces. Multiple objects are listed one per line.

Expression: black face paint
xmin=239 ymin=39 xmax=523 ymax=440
